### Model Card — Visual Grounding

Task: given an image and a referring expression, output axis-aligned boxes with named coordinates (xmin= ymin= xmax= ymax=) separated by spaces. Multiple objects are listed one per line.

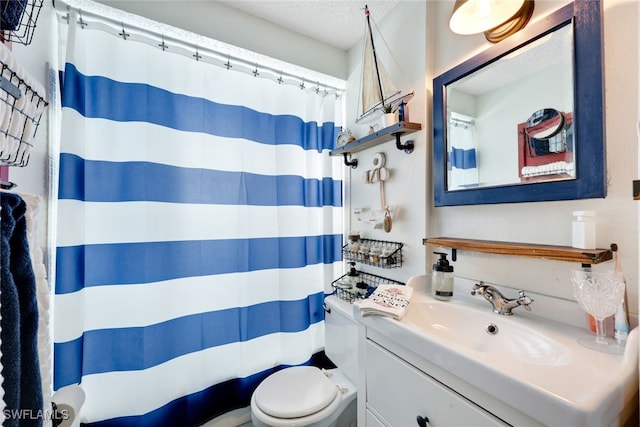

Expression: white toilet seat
xmin=251 ymin=367 xmax=352 ymax=427
xmin=250 ymin=297 xmax=358 ymax=427
xmin=254 ymin=366 xmax=338 ymax=418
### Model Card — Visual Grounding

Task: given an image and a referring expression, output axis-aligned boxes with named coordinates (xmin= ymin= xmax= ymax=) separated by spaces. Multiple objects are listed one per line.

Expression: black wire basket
xmin=1 ymin=0 xmax=45 ymax=45
xmin=331 ymin=270 xmax=405 ymax=303
xmin=343 ymin=238 xmax=403 ymax=269
xmin=0 ymin=55 xmax=48 ymax=181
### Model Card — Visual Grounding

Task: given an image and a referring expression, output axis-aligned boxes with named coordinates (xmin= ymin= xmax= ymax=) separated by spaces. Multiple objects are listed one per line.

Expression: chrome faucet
xmin=471 ymin=282 xmax=533 ymax=315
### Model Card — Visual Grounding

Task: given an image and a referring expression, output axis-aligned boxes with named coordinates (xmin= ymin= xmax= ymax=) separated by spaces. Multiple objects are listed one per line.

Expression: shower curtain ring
xmin=119 ymin=23 xmax=130 ymax=40
xmin=77 ymin=10 xmax=87 ymax=29
xmin=158 ymin=35 xmax=168 ymax=51
xmin=193 ymin=47 xmax=202 ymax=61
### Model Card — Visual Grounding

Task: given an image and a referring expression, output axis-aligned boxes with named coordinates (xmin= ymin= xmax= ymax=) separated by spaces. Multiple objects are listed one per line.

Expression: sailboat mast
xmin=365 ymin=5 xmax=386 ymax=108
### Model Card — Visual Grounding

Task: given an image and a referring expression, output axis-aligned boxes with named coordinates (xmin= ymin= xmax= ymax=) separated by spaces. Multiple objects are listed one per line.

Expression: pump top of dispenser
xmin=348 ymin=261 xmax=358 ymax=276
xmin=342 ymin=262 xmax=359 ymax=288
xmin=433 ymin=252 xmax=453 ymax=272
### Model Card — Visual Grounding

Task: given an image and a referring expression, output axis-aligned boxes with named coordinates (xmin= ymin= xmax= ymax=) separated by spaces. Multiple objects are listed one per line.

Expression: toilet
xmin=250 ymin=295 xmax=358 ymax=427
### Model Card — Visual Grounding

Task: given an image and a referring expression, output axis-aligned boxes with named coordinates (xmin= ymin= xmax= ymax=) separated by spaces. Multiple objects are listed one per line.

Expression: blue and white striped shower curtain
xmin=52 ymin=11 xmax=343 ymax=426
xmin=448 ymin=112 xmax=478 ymax=189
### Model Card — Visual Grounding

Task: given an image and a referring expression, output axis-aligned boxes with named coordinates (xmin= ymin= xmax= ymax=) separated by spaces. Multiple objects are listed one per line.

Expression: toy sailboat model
xmin=356 ymin=5 xmax=414 ymax=124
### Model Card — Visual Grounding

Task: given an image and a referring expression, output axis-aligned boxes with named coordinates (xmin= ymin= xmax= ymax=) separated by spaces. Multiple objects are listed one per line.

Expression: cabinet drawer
xmin=365 ymin=340 xmax=507 ymax=426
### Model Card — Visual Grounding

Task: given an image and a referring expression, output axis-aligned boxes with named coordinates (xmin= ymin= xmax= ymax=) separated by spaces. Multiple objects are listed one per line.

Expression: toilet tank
xmin=324 ymin=295 xmax=358 ymax=383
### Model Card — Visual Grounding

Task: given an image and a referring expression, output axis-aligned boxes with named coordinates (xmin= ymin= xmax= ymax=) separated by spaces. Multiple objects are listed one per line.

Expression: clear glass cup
xmin=571 ymin=269 xmax=625 ymax=354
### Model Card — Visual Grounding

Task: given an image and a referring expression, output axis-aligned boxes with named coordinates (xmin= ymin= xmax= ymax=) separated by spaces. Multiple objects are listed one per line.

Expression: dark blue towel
xmin=1 ymin=192 xmax=43 ymax=427
xmin=1 ymin=0 xmax=27 ymax=31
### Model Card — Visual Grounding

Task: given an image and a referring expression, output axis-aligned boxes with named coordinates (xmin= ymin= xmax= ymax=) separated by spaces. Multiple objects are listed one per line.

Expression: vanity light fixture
xmin=449 ymin=0 xmax=534 ymax=43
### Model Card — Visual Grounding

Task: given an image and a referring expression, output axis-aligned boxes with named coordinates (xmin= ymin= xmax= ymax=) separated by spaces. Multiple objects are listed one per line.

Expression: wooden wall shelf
xmin=423 ymin=237 xmax=612 ymax=265
xmin=330 ymin=121 xmax=421 ymax=158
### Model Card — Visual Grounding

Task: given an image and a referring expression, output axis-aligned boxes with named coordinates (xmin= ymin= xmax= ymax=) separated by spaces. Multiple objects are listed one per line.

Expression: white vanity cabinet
xmin=355 ymin=276 xmax=639 ymax=427
xmin=363 ymin=339 xmax=507 ymax=427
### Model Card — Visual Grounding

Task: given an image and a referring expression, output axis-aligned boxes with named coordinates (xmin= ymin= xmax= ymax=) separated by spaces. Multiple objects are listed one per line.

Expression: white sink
xmin=405 ymin=300 xmax=575 ymax=366
xmin=355 ymin=276 xmax=639 ymax=427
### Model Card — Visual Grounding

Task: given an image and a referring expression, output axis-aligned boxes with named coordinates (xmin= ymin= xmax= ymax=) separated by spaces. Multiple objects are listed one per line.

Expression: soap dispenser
xmin=345 ymin=262 xmax=359 ymax=289
xmin=432 ymin=252 xmax=454 ymax=301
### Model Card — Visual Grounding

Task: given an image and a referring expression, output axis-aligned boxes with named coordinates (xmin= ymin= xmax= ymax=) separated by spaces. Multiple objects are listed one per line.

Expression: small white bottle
xmin=572 ymin=211 xmax=596 ymax=249
xmin=431 ymin=252 xmax=454 ymax=301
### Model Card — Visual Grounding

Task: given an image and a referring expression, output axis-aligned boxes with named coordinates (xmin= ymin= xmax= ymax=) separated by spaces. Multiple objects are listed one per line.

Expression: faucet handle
xmin=518 ymin=290 xmax=533 ymax=311
xmin=470 ymin=281 xmax=486 ymax=296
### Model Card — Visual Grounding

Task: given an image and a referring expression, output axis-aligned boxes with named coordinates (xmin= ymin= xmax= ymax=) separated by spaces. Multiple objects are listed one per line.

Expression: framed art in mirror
xmin=433 ymin=1 xmax=604 ymax=206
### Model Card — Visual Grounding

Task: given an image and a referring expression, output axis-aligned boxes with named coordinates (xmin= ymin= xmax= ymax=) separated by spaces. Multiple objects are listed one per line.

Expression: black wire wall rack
xmin=0 ymin=53 xmax=48 ymax=189
xmin=342 ymin=238 xmax=403 ymax=269
xmin=1 ymin=0 xmax=45 ymax=45
xmin=331 ymin=270 xmax=406 ymax=304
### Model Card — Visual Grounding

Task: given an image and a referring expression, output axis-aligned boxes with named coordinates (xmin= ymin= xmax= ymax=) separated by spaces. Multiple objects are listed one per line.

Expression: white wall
xmin=98 ymin=0 xmax=348 ymax=80
xmin=343 ymin=1 xmax=427 ymax=285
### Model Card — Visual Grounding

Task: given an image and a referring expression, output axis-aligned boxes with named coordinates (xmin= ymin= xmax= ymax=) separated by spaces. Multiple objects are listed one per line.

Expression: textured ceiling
xmin=452 ymin=27 xmax=572 ymax=96
xmin=218 ymin=0 xmax=400 ymax=50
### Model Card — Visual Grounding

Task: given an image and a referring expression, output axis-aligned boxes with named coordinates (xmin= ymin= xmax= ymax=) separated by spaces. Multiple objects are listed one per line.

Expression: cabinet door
xmin=365 ymin=341 xmax=508 ymax=427
xmin=365 ymin=410 xmax=387 ymax=427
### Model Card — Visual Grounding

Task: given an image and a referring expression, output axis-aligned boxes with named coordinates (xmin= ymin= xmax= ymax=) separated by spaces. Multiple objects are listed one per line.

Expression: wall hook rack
xmin=342 ymin=153 xmax=358 ymax=168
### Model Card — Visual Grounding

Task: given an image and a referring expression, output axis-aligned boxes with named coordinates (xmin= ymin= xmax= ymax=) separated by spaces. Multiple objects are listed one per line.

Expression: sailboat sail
xmin=357 ymin=5 xmax=414 ymax=124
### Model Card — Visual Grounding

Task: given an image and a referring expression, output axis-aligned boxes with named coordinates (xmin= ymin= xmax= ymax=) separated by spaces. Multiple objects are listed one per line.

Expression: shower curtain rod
xmin=450 ymin=116 xmax=474 ymax=127
xmin=52 ymin=0 xmax=346 ymax=97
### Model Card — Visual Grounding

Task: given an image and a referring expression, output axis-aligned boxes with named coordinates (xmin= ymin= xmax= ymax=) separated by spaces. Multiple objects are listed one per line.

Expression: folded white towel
xmin=0 ymin=42 xmax=45 ymax=97
xmin=0 ymin=42 xmax=46 ymax=164
xmin=521 ymin=161 xmax=575 ymax=177
xmin=357 ymin=284 xmax=413 ymax=320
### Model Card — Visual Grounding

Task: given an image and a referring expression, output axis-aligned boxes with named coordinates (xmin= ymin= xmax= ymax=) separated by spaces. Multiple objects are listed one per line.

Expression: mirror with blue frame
xmin=433 ymin=1 xmax=605 ymax=206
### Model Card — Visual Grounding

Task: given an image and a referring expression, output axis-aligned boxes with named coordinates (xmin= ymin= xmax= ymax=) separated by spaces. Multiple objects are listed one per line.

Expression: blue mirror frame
xmin=433 ymin=1 xmax=604 ymax=206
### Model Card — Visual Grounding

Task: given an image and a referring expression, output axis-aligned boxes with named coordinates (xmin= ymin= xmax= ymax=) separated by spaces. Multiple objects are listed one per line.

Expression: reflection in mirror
xmin=520 ymin=110 xmax=573 ymax=183
xmin=446 ymin=24 xmax=574 ymax=191
xmin=433 ymin=1 xmax=606 ymax=206
xmin=525 ymin=108 xmax=565 ymax=139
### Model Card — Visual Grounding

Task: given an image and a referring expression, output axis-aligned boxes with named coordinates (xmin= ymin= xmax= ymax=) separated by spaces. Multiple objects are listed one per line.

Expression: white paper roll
xmin=52 ymin=385 xmax=85 ymax=427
